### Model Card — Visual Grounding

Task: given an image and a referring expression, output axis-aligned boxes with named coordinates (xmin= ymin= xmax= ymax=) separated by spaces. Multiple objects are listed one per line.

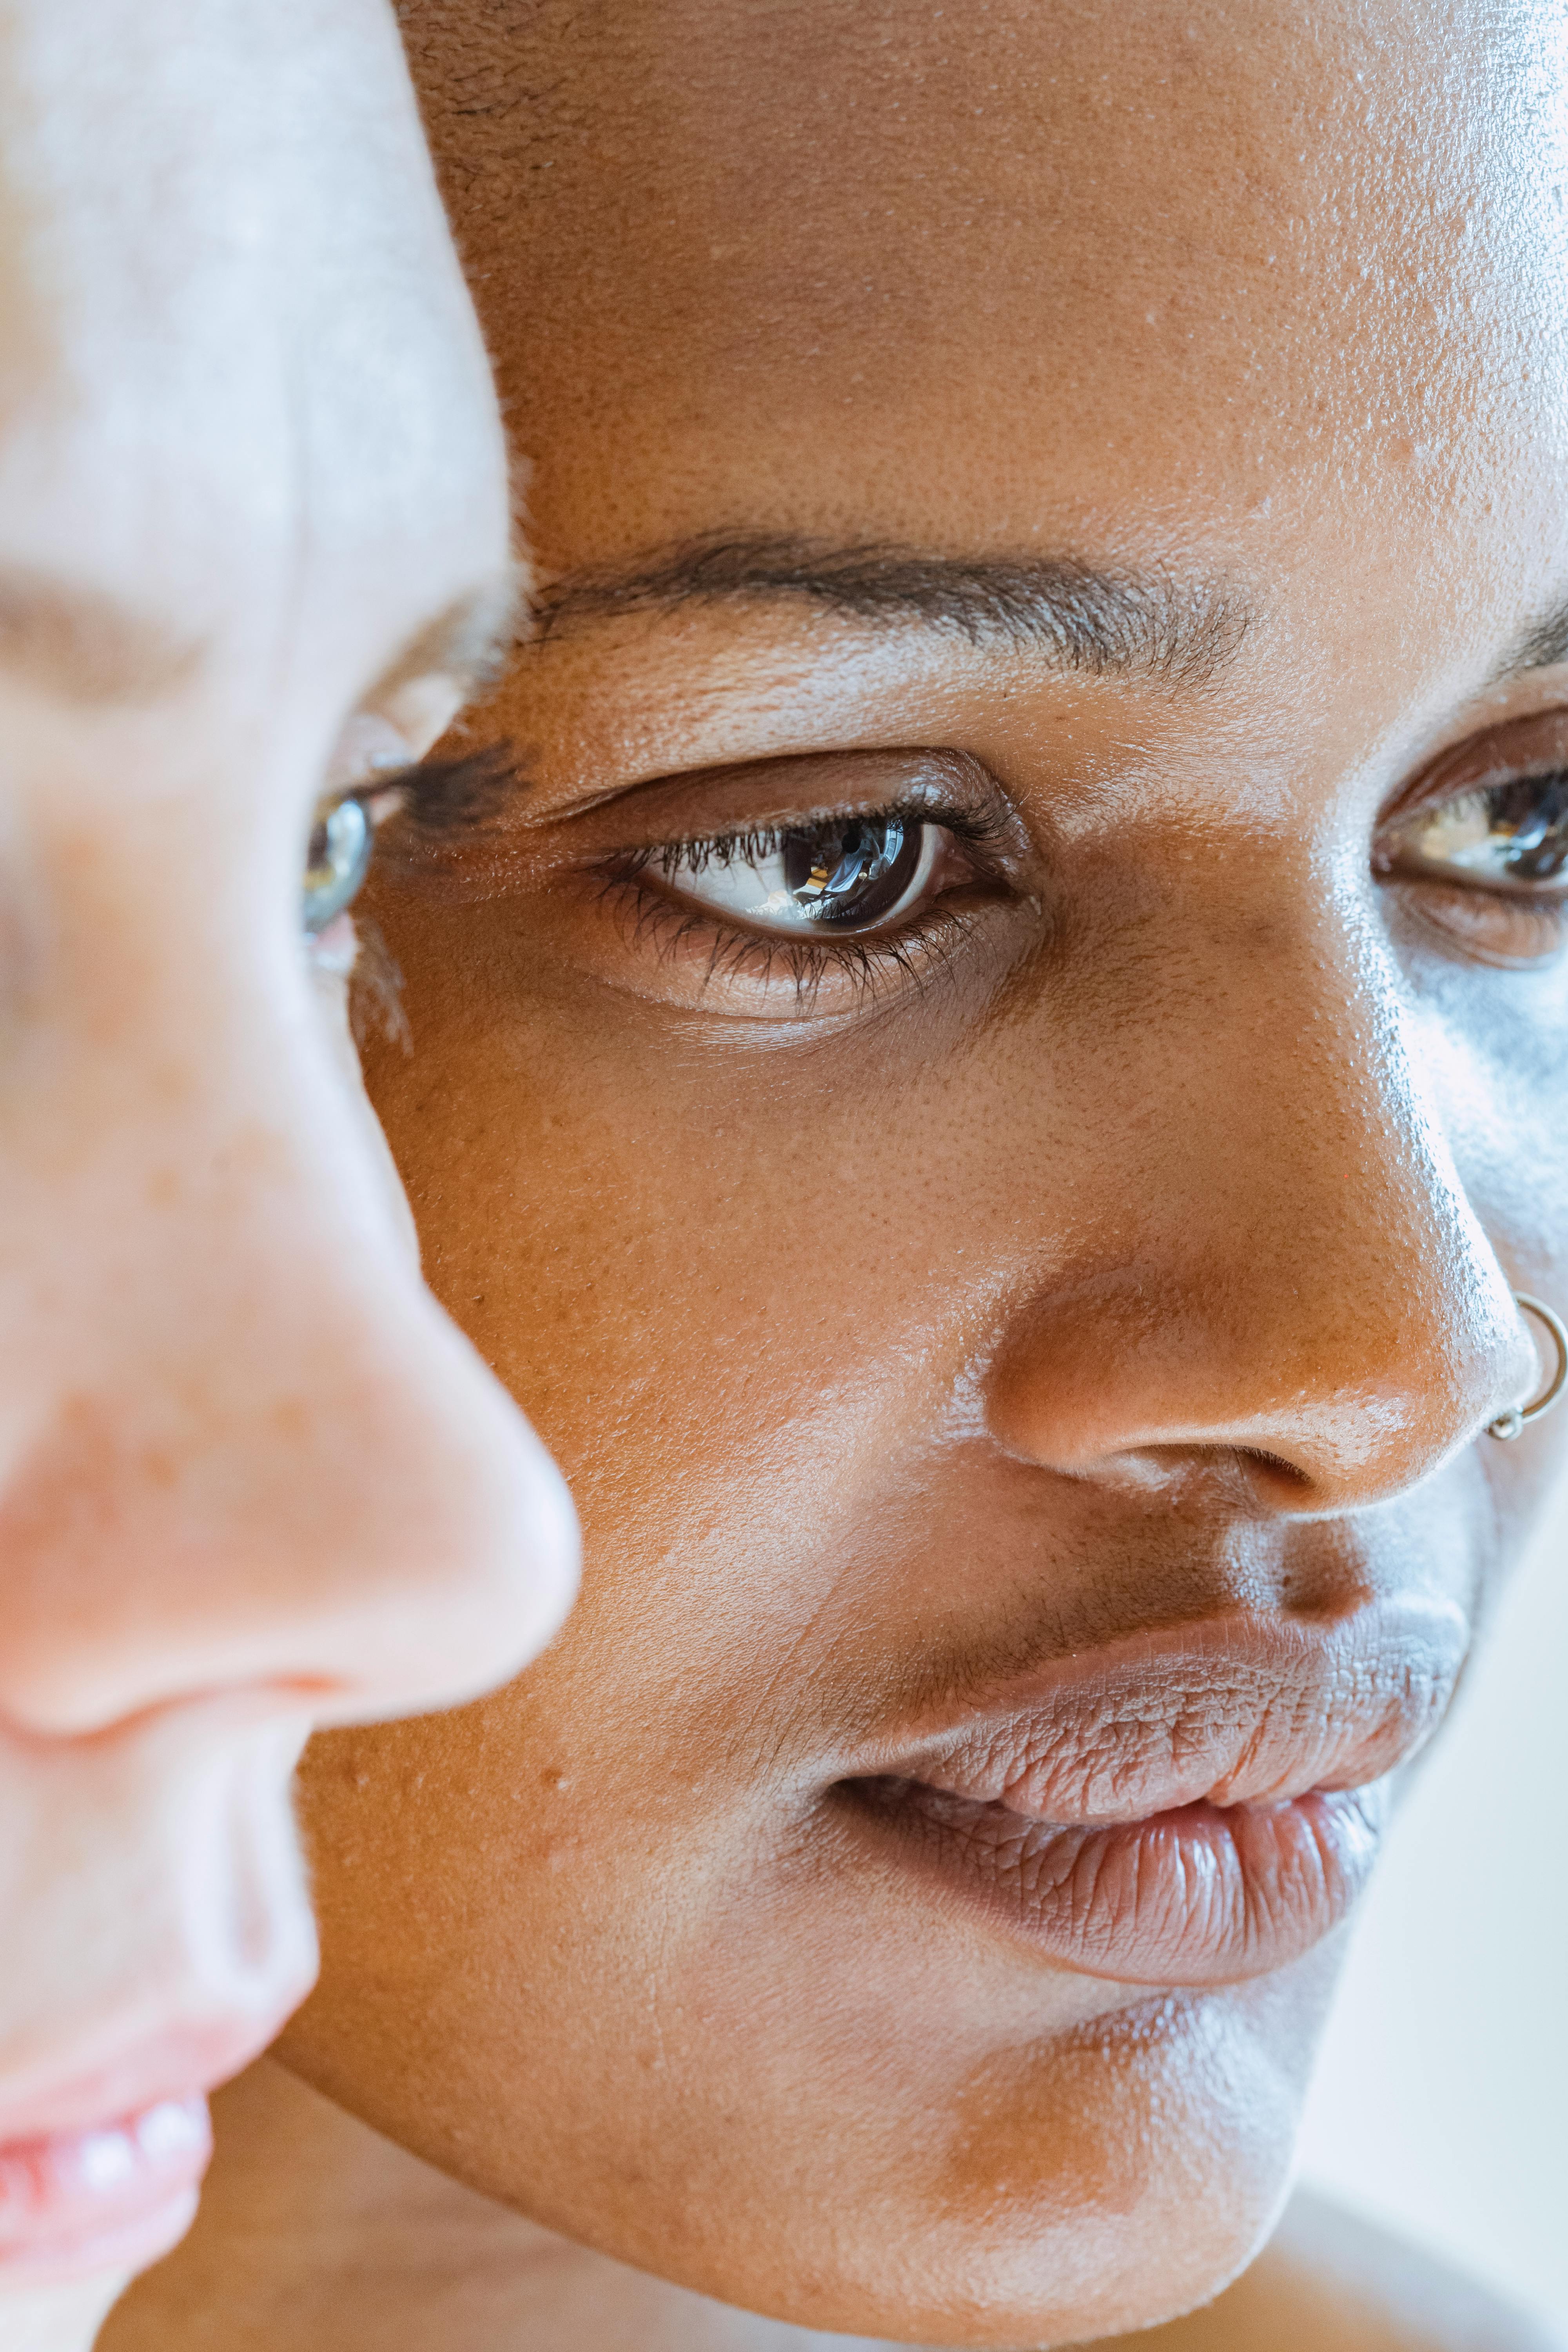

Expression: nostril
xmin=1107 ymin=1443 xmax=1316 ymax=1504
xmin=1239 ymin=1447 xmax=1314 ymax=1494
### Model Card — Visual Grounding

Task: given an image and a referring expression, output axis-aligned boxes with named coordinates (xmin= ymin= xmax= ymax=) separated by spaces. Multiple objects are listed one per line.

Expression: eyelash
xmin=599 ymin=800 xmax=1010 ymax=1007
xmin=355 ymin=739 xmax=1568 ymax=1004
xmin=360 ymin=742 xmax=523 ymax=845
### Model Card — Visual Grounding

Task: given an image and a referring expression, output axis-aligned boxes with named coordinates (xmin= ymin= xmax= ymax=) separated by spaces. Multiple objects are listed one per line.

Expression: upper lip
xmin=845 ymin=1599 xmax=1468 ymax=1824
xmin=0 ymin=2005 xmax=304 ymax=2154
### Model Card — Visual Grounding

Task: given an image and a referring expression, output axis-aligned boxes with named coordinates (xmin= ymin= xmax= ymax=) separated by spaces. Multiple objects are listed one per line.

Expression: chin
xmin=635 ymin=1975 xmax=1323 ymax=2350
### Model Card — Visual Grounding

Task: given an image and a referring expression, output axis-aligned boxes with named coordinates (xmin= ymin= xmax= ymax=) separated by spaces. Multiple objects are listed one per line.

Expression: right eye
xmin=303 ymin=791 xmax=376 ymax=935
xmin=1377 ymin=771 xmax=1568 ymax=894
xmin=664 ymin=813 xmax=945 ymax=936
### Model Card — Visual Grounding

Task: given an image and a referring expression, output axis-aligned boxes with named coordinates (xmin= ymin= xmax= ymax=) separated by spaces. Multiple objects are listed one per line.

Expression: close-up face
xmin=287 ymin=2 xmax=1568 ymax=2341
xmin=0 ymin=0 xmax=576 ymax=2302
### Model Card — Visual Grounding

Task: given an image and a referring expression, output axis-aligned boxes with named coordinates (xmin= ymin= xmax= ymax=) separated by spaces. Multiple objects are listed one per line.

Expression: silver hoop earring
xmin=1487 ymin=1294 xmax=1568 ymax=1441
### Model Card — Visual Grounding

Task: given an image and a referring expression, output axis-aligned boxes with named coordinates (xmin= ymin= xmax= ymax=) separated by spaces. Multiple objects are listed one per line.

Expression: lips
xmin=838 ymin=1599 xmax=1466 ymax=1985
xmin=0 ymin=2096 xmax=211 ymax=2286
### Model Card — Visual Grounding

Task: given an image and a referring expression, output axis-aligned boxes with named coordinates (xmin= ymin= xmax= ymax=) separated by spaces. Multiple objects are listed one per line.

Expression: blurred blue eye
xmin=303 ymin=794 xmax=374 ymax=934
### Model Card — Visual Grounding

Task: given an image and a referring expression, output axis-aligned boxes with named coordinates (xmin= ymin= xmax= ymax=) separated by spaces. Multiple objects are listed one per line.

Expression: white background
xmin=1299 ymin=1481 xmax=1568 ymax=2334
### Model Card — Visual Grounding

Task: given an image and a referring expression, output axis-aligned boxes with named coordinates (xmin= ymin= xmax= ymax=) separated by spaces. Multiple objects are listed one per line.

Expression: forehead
xmin=425 ymin=0 xmax=1568 ymax=619
xmin=0 ymin=0 xmax=507 ymax=696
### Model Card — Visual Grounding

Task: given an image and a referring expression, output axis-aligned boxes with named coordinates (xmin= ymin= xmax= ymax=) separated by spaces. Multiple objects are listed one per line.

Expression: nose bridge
xmin=0 ymin=928 xmax=576 ymax=1739
xmin=987 ymin=868 xmax=1523 ymax=1507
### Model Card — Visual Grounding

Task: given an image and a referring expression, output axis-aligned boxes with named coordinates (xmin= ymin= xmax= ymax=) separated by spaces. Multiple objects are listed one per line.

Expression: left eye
xmin=663 ymin=813 xmax=942 ymax=935
xmin=303 ymin=793 xmax=375 ymax=934
xmin=1379 ymin=771 xmax=1568 ymax=892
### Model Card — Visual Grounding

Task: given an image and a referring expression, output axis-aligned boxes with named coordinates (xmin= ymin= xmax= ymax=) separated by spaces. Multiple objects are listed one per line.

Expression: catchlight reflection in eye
xmin=671 ymin=814 xmax=941 ymax=934
xmin=303 ymin=794 xmax=374 ymax=935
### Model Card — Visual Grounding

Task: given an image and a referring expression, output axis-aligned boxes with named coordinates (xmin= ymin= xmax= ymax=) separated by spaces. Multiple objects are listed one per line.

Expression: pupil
xmin=1493 ymin=775 xmax=1568 ymax=882
xmin=780 ymin=816 xmax=918 ymax=927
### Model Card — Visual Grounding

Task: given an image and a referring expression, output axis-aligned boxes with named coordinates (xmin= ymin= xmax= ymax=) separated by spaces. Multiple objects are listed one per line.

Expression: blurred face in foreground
xmin=288 ymin=1 xmax=1568 ymax=2341
xmin=0 ymin=0 xmax=576 ymax=2316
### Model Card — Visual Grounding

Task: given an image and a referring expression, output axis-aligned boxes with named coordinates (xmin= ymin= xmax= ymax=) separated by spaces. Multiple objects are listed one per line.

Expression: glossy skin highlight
xmin=240 ymin=1 xmax=1568 ymax=2343
xmin=0 ymin=0 xmax=576 ymax=2321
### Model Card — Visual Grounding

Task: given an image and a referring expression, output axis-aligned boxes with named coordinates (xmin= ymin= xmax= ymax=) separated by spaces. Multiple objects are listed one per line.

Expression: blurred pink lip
xmin=0 ymin=2096 xmax=211 ymax=2286
xmin=0 ymin=2001 xmax=307 ymax=2146
xmin=840 ymin=1600 xmax=1466 ymax=1985
xmin=0 ymin=1991 xmax=307 ymax=2284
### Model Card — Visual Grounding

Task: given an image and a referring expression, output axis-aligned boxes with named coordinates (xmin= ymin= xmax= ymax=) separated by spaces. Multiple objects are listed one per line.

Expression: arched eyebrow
xmin=532 ymin=534 xmax=1251 ymax=690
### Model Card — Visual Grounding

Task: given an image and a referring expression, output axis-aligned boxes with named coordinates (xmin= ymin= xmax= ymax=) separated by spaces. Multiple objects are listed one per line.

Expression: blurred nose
xmin=984 ymin=850 xmax=1533 ymax=1512
xmin=0 ymin=878 xmax=578 ymax=1741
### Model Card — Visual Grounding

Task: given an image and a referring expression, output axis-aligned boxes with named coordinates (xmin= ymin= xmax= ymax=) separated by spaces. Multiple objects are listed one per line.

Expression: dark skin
xmin=105 ymin=3 xmax=1568 ymax=2346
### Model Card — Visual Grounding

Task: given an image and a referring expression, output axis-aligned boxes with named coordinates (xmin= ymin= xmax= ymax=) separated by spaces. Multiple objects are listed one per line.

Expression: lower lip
xmin=843 ymin=1775 xmax=1389 ymax=1985
xmin=0 ymin=2098 xmax=211 ymax=2286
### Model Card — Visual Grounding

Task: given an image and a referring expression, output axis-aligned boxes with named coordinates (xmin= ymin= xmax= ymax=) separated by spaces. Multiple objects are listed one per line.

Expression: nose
xmin=0 ymin=913 xmax=579 ymax=1741
xmin=983 ymin=855 xmax=1533 ymax=1512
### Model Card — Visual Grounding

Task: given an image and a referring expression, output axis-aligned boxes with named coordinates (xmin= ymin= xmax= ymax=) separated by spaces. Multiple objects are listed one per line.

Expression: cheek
xmin=362 ymin=885 xmax=1034 ymax=1552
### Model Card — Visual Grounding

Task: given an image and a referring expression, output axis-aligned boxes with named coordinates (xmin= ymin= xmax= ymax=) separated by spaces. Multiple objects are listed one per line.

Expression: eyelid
xmin=1379 ymin=706 xmax=1568 ymax=833
xmin=569 ymin=746 xmax=1016 ymax=853
xmin=642 ymin=793 xmax=1010 ymax=871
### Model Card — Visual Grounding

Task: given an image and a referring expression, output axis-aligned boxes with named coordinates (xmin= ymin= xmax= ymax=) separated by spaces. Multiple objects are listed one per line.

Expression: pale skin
xmin=0 ymin=4 xmax=577 ymax=2346
xmin=109 ymin=0 xmax=1568 ymax=2347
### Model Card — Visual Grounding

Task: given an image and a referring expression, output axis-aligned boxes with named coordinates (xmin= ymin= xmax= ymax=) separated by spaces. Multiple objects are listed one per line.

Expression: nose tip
xmin=985 ymin=1239 xmax=1529 ymax=1517
xmin=320 ymin=1292 xmax=582 ymax=1724
xmin=0 ymin=1218 xmax=578 ymax=1742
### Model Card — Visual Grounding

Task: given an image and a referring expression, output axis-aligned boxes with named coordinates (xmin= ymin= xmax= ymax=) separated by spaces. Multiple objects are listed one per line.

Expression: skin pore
xmin=109 ymin=1 xmax=1568 ymax=2347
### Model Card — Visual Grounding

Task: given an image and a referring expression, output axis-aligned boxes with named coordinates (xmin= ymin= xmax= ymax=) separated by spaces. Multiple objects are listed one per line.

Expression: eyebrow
xmin=533 ymin=534 xmax=1251 ymax=688
xmin=0 ymin=566 xmax=196 ymax=704
xmin=0 ymin=565 xmax=528 ymax=715
xmin=1499 ymin=595 xmax=1568 ymax=680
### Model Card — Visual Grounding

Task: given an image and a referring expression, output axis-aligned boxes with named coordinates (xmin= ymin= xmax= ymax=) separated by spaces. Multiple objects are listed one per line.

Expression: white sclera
xmin=671 ymin=817 xmax=941 ymax=934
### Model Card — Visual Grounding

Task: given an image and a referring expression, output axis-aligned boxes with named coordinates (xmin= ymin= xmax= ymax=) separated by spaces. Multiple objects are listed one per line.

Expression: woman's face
xmin=288 ymin=1 xmax=1568 ymax=2340
xmin=0 ymin=0 xmax=576 ymax=2297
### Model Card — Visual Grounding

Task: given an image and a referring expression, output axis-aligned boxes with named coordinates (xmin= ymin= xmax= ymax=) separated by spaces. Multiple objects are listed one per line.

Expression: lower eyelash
xmin=593 ymin=862 xmax=981 ymax=1011
xmin=589 ymin=795 xmax=1010 ymax=1009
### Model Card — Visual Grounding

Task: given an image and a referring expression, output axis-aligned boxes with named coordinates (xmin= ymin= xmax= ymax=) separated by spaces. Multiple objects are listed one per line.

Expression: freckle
xmin=141 ymin=1446 xmax=177 ymax=1488
xmin=145 ymin=1167 xmax=178 ymax=1209
xmin=271 ymin=1399 xmax=307 ymax=1439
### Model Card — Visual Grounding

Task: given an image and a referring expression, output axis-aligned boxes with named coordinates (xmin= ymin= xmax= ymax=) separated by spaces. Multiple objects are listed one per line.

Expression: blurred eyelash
xmin=368 ymin=741 xmax=526 ymax=847
xmin=348 ymin=916 xmax=412 ymax=1052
